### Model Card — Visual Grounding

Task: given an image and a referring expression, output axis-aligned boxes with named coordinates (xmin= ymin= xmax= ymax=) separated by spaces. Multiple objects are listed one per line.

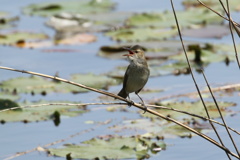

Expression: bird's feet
xmin=127 ymin=100 xmax=134 ymax=107
xmin=141 ymin=103 xmax=147 ymax=114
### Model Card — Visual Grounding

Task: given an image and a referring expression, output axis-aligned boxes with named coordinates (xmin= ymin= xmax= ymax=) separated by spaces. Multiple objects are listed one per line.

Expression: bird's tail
xmin=117 ymin=89 xmax=128 ymax=98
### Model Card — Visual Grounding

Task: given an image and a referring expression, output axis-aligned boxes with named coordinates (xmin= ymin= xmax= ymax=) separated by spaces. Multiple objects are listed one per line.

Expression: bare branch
xmin=0 ymin=65 xmax=238 ymax=158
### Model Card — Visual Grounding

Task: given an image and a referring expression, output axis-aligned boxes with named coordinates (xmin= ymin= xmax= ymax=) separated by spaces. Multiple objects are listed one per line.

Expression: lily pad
xmin=144 ymin=101 xmax=236 ymax=120
xmin=0 ymin=74 xmax=118 ymax=94
xmin=0 ymin=90 xmax=20 ymax=101
xmin=98 ymin=41 xmax=205 ymax=59
xmin=0 ymin=99 xmax=20 ymax=111
xmin=0 ymin=100 xmax=88 ymax=123
xmin=105 ymin=27 xmax=178 ymax=42
xmin=0 ymin=12 xmax=19 ymax=29
xmin=182 ymin=0 xmax=240 ymax=11
xmin=126 ymin=8 xmax=222 ymax=28
xmin=171 ymin=48 xmax=235 ymax=64
xmin=110 ymin=119 xmax=205 ymax=138
xmin=0 ymin=31 xmax=49 ymax=46
xmin=56 ymin=33 xmax=97 ymax=45
xmin=23 ymin=0 xmax=116 ymax=17
xmin=49 ymin=136 xmax=166 ymax=159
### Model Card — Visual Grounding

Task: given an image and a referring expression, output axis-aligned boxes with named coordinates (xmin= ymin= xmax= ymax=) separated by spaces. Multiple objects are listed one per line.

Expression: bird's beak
xmin=122 ymin=47 xmax=134 ymax=56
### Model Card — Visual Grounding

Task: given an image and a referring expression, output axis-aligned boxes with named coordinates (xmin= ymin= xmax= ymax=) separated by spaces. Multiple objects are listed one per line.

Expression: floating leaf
xmin=110 ymin=119 xmax=201 ymax=138
xmin=182 ymin=0 xmax=240 ymax=11
xmin=49 ymin=136 xmax=166 ymax=159
xmin=98 ymin=41 xmax=203 ymax=59
xmin=0 ymin=90 xmax=20 ymax=101
xmin=171 ymin=49 xmax=235 ymax=64
xmin=56 ymin=33 xmax=97 ymax=45
xmin=0 ymin=74 xmax=118 ymax=94
xmin=105 ymin=27 xmax=177 ymax=42
xmin=0 ymin=100 xmax=88 ymax=122
xmin=0 ymin=31 xmax=49 ymax=46
xmin=45 ymin=12 xmax=93 ymax=32
xmin=126 ymin=8 xmax=222 ymax=28
xmin=0 ymin=12 xmax=19 ymax=29
xmin=144 ymin=101 xmax=236 ymax=120
xmin=23 ymin=0 xmax=116 ymax=17
xmin=0 ymin=99 xmax=20 ymax=111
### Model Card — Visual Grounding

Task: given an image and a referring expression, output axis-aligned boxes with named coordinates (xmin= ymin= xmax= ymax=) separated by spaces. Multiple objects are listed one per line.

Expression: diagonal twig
xmin=197 ymin=0 xmax=240 ymax=28
xmin=1 ymin=101 xmax=239 ymax=135
xmin=219 ymin=0 xmax=240 ymax=69
xmin=202 ymin=69 xmax=240 ymax=157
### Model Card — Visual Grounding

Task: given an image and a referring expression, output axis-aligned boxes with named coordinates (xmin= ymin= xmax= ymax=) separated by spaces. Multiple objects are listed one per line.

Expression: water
xmin=0 ymin=0 xmax=239 ymax=160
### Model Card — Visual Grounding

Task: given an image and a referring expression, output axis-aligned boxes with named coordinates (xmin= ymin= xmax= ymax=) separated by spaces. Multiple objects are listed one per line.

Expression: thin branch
xmin=0 ymin=66 xmax=238 ymax=158
xmin=0 ymin=102 xmax=126 ymax=113
xmin=170 ymin=1 xmax=231 ymax=159
xmin=148 ymin=104 xmax=240 ymax=135
xmin=219 ymin=0 xmax=240 ymax=69
xmin=197 ymin=0 xmax=240 ymax=28
xmin=1 ymin=102 xmax=239 ymax=135
xmin=153 ymin=83 xmax=240 ymax=102
xmin=202 ymin=69 xmax=240 ymax=157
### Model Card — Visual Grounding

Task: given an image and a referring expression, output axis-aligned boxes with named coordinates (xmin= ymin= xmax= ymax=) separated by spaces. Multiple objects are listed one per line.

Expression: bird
xmin=117 ymin=45 xmax=150 ymax=113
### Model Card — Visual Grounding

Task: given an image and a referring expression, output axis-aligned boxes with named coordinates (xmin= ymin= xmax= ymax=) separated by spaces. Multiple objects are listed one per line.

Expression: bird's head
xmin=123 ymin=45 xmax=146 ymax=62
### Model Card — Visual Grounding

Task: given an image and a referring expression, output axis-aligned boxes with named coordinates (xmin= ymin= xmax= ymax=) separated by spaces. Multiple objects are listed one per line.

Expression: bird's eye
xmin=135 ymin=50 xmax=139 ymax=53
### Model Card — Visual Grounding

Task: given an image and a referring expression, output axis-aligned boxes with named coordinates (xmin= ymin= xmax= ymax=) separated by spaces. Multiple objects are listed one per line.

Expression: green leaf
xmin=110 ymin=119 xmax=197 ymax=138
xmin=23 ymin=0 xmax=116 ymax=17
xmin=0 ymin=100 xmax=88 ymax=122
xmin=0 ymin=31 xmax=48 ymax=46
xmin=0 ymin=74 xmax=118 ymax=94
xmin=0 ymin=99 xmax=20 ymax=111
xmin=126 ymin=8 xmax=223 ymax=28
xmin=0 ymin=12 xmax=19 ymax=29
xmin=145 ymin=101 xmax=236 ymax=120
xmin=105 ymin=27 xmax=178 ymax=42
xmin=49 ymin=136 xmax=166 ymax=159
xmin=183 ymin=0 xmax=240 ymax=11
xmin=0 ymin=90 xmax=20 ymax=101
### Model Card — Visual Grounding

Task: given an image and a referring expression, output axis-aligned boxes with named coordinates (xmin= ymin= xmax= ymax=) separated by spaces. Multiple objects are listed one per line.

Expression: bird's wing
xmin=122 ymin=65 xmax=130 ymax=89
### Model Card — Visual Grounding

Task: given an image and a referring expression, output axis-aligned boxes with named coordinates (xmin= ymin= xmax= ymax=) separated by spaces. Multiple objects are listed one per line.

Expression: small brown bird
xmin=118 ymin=45 xmax=150 ymax=113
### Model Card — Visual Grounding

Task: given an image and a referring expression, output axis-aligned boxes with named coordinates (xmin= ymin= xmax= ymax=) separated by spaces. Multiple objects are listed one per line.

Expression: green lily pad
xmin=105 ymin=27 xmax=178 ymax=42
xmin=0 ymin=90 xmax=20 ymax=101
xmin=23 ymin=0 xmax=116 ymax=17
xmin=98 ymin=41 xmax=184 ymax=59
xmin=182 ymin=0 xmax=240 ymax=11
xmin=0 ymin=31 xmax=49 ymax=46
xmin=0 ymin=100 xmax=88 ymax=123
xmin=0 ymin=12 xmax=19 ymax=29
xmin=144 ymin=101 xmax=236 ymax=120
xmin=0 ymin=74 xmax=118 ymax=94
xmin=110 ymin=119 xmax=204 ymax=138
xmin=171 ymin=48 xmax=235 ymax=64
xmin=126 ymin=8 xmax=222 ymax=28
xmin=49 ymin=136 xmax=166 ymax=159
xmin=0 ymin=99 xmax=20 ymax=111
xmin=151 ymin=61 xmax=192 ymax=76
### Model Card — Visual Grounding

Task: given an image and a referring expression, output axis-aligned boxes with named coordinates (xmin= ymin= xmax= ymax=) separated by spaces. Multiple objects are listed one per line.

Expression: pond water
xmin=0 ymin=0 xmax=240 ymax=160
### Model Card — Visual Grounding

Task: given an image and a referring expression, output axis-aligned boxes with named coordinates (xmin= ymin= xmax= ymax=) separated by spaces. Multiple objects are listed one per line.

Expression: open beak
xmin=122 ymin=47 xmax=134 ymax=56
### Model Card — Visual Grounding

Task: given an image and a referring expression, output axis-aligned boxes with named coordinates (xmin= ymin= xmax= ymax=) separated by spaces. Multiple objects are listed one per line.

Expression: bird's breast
xmin=125 ymin=63 xmax=150 ymax=93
